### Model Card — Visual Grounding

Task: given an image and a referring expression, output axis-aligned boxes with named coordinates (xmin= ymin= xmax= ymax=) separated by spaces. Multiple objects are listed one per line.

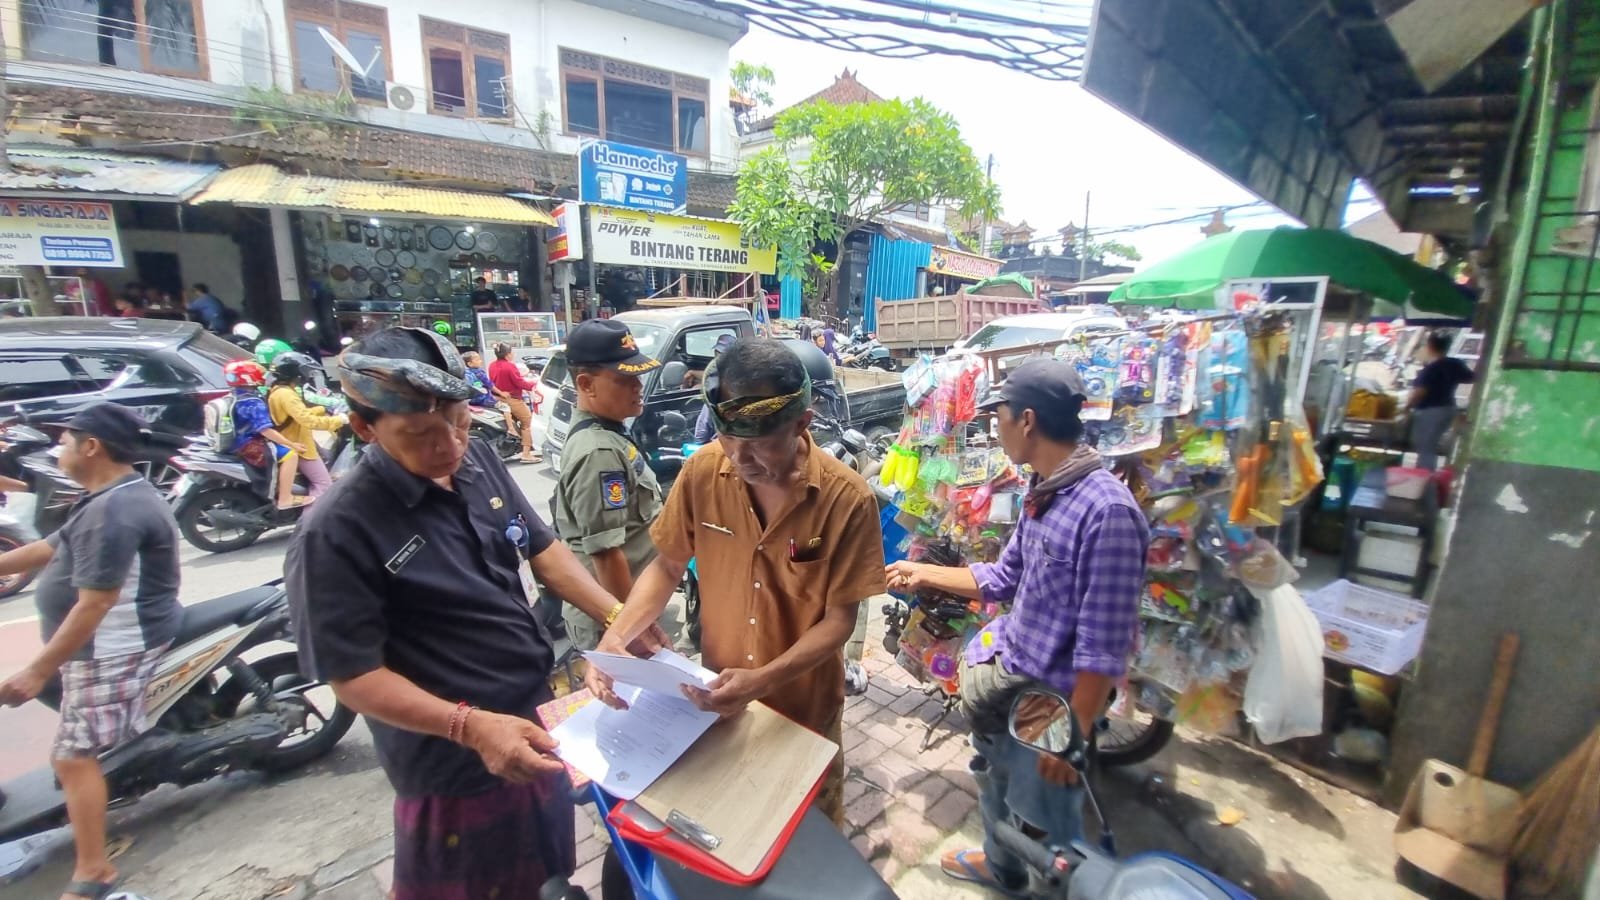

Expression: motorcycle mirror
xmin=1008 ymin=688 xmax=1085 ymax=761
xmin=657 ymin=410 xmax=689 ymax=445
xmin=659 ymin=361 xmax=689 ymax=391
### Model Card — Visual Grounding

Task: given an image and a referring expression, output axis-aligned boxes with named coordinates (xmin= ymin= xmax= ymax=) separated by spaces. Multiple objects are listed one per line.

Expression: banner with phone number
xmin=0 ymin=198 xmax=124 ymax=268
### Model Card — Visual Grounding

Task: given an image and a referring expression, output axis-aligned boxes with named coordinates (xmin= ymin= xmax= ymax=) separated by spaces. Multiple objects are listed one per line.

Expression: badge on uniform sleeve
xmin=601 ymin=471 xmax=627 ymax=509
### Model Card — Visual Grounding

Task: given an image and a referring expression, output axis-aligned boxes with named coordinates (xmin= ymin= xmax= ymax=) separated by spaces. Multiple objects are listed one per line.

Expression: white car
xmin=527 ymin=345 xmax=565 ymax=459
xmin=954 ymin=310 xmax=1128 ymax=371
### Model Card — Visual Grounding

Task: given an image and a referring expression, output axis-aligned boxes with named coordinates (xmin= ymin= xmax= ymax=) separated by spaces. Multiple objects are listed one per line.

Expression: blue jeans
xmin=972 ymin=729 xmax=1086 ymax=888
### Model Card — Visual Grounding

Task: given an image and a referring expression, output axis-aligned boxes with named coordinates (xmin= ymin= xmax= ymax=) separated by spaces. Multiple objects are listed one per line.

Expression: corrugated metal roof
xmin=190 ymin=165 xmax=555 ymax=226
xmin=0 ymin=146 xmax=219 ymax=199
xmin=863 ymin=234 xmax=932 ymax=331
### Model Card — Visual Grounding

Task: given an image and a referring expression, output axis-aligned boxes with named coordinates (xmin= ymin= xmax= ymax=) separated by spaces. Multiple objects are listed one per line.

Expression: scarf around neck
xmin=1024 ymin=443 xmax=1104 ymax=518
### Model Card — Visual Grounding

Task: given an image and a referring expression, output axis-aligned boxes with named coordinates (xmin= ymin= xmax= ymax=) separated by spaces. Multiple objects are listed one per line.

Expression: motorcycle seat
xmin=655 ymin=808 xmax=896 ymax=900
xmin=175 ymin=585 xmax=282 ymax=645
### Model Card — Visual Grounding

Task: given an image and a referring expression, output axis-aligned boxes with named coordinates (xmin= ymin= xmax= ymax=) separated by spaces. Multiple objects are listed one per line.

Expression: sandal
xmin=519 ymin=453 xmax=544 ymax=464
xmin=941 ymin=849 xmax=1026 ymax=897
xmin=62 ymin=878 xmax=118 ymax=899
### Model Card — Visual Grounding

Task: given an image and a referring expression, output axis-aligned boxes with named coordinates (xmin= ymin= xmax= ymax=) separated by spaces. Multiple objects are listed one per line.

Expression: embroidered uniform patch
xmin=601 ymin=471 xmax=627 ymax=509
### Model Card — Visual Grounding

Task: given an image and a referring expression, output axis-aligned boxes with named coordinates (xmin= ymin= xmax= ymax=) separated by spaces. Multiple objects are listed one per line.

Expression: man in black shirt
xmin=470 ymin=277 xmax=501 ymax=313
xmin=286 ymin=326 xmax=658 ymax=899
xmin=1407 ymin=331 xmax=1475 ymax=469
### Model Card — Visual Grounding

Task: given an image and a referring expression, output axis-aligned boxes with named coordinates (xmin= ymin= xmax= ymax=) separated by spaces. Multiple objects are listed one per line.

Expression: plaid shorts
xmin=54 ymin=644 xmax=168 ymax=760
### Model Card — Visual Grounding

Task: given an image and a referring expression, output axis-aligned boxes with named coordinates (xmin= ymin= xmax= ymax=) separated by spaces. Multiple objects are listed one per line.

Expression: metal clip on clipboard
xmin=666 ymin=809 xmax=721 ymax=851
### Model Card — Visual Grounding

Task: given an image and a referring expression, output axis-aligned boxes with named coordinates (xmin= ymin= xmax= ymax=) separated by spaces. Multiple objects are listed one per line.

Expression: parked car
xmin=526 ymin=344 xmax=567 ymax=456
xmin=0 ymin=318 xmax=250 ymax=486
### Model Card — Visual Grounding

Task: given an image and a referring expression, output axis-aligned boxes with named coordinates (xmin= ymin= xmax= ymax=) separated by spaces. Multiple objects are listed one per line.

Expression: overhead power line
xmin=689 ymin=0 xmax=1091 ymax=81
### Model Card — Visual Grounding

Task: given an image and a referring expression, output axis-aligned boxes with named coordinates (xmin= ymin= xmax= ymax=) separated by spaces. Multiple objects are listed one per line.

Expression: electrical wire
xmin=689 ymin=0 xmax=1090 ymax=81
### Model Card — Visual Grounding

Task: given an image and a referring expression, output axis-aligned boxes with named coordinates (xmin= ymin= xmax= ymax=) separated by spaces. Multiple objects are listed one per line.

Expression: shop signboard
xmin=548 ymin=203 xmax=584 ymax=262
xmin=0 ymin=198 xmax=123 ymax=267
xmin=927 ymin=246 xmax=1002 ymax=281
xmin=478 ymin=312 xmax=560 ymax=356
xmin=578 ymin=141 xmax=687 ymax=215
xmin=589 ymin=207 xmax=776 ymax=274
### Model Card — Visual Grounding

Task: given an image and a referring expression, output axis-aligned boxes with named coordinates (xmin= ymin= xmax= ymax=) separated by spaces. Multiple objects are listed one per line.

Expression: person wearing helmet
xmin=226 ymin=322 xmax=262 ymax=350
xmin=267 ymin=353 xmax=346 ymax=501
xmin=254 ymin=338 xmax=293 ymax=367
xmin=285 ymin=327 xmax=666 ymax=899
xmin=225 ymin=360 xmax=306 ymax=509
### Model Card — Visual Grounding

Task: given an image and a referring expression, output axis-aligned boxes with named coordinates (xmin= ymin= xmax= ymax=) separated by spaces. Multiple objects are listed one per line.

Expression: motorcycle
xmin=0 ymin=580 xmax=355 ymax=843
xmin=0 ymin=505 xmax=35 ymax=600
xmin=877 ymin=500 xmax=1174 ymax=768
xmin=838 ymin=331 xmax=895 ymax=371
xmin=470 ymin=404 xmax=526 ymax=462
xmin=993 ymin=688 xmax=1252 ymax=899
xmin=168 ymin=428 xmax=360 ymax=553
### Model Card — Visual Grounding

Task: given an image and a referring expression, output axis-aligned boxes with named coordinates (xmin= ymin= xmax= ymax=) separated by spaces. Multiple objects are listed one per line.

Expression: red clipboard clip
xmin=605 ymin=770 xmax=826 ymax=886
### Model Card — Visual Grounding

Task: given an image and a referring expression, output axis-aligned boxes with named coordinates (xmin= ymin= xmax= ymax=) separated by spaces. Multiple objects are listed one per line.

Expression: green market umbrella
xmin=1108 ymin=227 xmax=1474 ymax=318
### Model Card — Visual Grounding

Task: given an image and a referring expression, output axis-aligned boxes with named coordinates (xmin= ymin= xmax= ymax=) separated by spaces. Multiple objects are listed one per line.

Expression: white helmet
xmin=232 ymin=321 xmax=261 ymax=342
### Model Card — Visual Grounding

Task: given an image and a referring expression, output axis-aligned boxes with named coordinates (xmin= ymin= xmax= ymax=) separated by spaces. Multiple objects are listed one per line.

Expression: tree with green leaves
xmin=731 ymin=97 xmax=998 ymax=317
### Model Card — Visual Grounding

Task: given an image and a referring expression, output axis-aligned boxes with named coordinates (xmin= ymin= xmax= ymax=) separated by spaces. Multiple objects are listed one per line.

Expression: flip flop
xmin=63 ymin=878 xmax=118 ymax=899
xmin=941 ymin=849 xmax=1027 ymax=898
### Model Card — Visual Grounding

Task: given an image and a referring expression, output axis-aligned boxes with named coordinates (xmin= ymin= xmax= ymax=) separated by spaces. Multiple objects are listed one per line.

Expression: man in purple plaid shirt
xmin=887 ymin=359 xmax=1149 ymax=894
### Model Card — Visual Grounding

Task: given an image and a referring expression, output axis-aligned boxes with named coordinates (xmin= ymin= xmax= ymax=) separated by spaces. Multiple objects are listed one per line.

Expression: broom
xmin=1511 ymin=724 xmax=1600 ymax=895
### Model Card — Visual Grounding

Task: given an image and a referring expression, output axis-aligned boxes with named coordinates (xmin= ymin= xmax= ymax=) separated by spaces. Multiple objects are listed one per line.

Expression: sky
xmin=728 ymin=22 xmax=1383 ymax=266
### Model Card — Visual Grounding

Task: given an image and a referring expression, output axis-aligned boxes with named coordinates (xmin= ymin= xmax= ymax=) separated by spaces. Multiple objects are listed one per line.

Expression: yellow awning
xmin=190 ymin=165 xmax=554 ymax=226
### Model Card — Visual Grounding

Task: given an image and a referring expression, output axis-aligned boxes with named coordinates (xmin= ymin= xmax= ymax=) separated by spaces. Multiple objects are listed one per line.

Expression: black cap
xmin=65 ymin=403 xmax=150 ymax=453
xmin=978 ymin=358 xmax=1087 ymax=431
xmin=566 ymin=319 xmax=662 ymax=376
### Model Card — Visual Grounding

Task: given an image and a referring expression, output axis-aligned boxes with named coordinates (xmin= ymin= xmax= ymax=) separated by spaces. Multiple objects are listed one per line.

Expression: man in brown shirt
xmin=590 ymin=338 xmax=885 ymax=823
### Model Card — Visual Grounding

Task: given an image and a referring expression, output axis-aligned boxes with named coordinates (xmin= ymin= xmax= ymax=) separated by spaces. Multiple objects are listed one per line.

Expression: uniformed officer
xmin=553 ymin=319 xmax=673 ymax=650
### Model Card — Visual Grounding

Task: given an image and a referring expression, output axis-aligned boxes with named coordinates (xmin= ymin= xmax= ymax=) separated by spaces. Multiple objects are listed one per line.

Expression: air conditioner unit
xmin=387 ymin=83 xmax=417 ymax=112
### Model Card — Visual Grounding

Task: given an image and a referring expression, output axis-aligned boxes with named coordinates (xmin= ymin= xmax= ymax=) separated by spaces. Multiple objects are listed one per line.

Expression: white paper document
xmin=551 ymin=684 xmax=718 ymax=799
xmin=583 ymin=648 xmax=717 ymax=696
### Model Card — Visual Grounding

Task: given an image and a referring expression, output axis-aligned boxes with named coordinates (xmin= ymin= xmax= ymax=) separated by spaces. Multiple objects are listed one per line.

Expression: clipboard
xmin=608 ymin=702 xmax=838 ymax=883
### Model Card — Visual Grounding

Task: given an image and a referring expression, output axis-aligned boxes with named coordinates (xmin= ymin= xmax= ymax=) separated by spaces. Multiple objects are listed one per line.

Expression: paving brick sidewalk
xmin=311 ymin=620 xmax=1417 ymax=900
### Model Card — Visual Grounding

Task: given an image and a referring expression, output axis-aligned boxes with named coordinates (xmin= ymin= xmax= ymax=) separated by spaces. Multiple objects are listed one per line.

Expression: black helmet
xmin=779 ymin=338 xmax=835 ymax=386
xmin=272 ymin=351 xmax=321 ymax=382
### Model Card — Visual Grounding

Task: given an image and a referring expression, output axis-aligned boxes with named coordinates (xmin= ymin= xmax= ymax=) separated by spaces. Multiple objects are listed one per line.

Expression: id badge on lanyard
xmin=505 ymin=514 xmax=539 ymax=605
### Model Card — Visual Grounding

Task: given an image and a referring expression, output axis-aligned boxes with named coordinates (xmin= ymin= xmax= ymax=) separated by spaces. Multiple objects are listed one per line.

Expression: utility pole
xmin=980 ymin=153 xmax=995 ymax=255
xmin=0 ymin=21 xmax=59 ymax=315
xmin=1079 ymin=191 xmax=1091 ymax=282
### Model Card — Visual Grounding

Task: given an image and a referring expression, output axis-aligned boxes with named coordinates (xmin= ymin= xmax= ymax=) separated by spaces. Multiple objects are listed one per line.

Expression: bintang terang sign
xmin=588 ymin=206 xmax=777 ymax=275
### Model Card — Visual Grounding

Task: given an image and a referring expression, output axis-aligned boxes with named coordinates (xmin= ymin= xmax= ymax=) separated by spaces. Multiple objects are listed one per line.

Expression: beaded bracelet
xmin=447 ymin=701 xmax=476 ymax=744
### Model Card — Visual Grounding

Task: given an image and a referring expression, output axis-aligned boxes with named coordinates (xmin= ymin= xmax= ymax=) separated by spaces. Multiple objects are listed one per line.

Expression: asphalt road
xmin=0 ymin=458 xmax=603 ymax=897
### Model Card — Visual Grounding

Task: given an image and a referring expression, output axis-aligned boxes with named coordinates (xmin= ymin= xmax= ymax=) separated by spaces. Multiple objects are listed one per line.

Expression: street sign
xmin=0 ymin=198 xmax=124 ymax=267
xmin=578 ymin=140 xmax=687 ymax=215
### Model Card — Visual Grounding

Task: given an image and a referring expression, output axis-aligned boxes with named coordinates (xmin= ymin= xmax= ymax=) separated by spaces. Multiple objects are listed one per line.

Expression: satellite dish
xmin=317 ymin=25 xmax=380 ymax=78
xmin=388 ymin=84 xmax=416 ymax=110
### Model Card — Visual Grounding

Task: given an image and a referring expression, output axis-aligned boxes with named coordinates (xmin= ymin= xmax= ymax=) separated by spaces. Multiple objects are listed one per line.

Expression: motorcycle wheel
xmin=177 ymin=488 xmax=266 ymax=554
xmin=1097 ymin=709 xmax=1176 ymax=767
xmin=0 ymin=531 xmax=39 ymax=599
xmin=215 ymin=651 xmax=356 ymax=773
xmin=682 ymin=569 xmax=702 ymax=648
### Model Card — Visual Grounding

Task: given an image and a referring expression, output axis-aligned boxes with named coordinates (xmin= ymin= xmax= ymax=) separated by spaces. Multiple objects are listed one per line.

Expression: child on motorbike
xmin=224 ymin=360 xmax=305 ymax=510
xmin=266 ymin=353 xmax=347 ymax=501
xmin=461 ymin=351 xmax=498 ymax=409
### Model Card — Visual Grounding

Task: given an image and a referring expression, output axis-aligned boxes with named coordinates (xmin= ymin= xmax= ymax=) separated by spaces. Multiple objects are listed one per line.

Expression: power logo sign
xmin=0 ymin=198 xmax=124 ymax=267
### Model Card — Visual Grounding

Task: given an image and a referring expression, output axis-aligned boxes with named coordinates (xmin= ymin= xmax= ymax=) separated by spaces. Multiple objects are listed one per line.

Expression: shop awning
xmin=0 ymin=147 xmax=220 ymax=201
xmin=191 ymin=165 xmax=554 ymax=226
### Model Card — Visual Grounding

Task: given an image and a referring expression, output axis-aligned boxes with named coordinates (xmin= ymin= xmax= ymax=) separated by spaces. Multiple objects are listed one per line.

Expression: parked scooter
xmin=994 ymin=688 xmax=1252 ymax=899
xmin=0 ymin=580 xmax=355 ymax=842
xmin=169 ymin=428 xmax=360 ymax=553
xmin=838 ymin=330 xmax=895 ymax=371
xmin=0 ymin=505 xmax=35 ymax=600
xmin=469 ymin=405 xmax=525 ymax=462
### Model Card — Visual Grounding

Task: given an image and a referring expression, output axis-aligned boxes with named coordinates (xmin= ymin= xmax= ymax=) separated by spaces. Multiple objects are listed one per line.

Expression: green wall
xmin=1470 ymin=2 xmax=1600 ymax=472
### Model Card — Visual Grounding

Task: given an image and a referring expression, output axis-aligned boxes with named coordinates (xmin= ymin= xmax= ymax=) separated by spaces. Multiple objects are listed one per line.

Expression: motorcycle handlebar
xmin=992 ymin=820 xmax=1068 ymax=887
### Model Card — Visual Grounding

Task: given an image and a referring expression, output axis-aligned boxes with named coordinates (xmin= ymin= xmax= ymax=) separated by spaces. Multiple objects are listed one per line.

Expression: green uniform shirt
xmin=554 ymin=411 xmax=664 ymax=647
